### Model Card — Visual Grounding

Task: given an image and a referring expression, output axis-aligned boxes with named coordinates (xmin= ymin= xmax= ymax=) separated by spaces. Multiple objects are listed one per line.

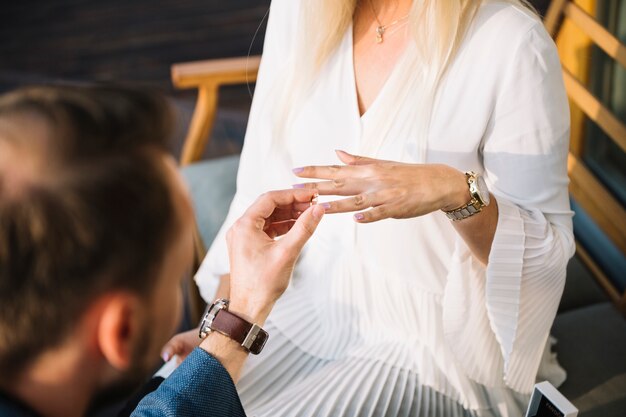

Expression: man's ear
xmin=96 ymin=293 xmax=144 ymax=371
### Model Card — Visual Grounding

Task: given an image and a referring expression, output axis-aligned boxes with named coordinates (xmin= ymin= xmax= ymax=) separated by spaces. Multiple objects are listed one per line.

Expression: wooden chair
xmin=171 ymin=56 xmax=261 ymax=322
xmin=172 ymin=55 xmax=261 ymax=166
xmin=545 ymin=0 xmax=626 ymax=315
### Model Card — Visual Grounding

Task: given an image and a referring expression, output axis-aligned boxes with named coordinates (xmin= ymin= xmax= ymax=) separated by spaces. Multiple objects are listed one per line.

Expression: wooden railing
xmin=545 ymin=0 xmax=626 ymax=313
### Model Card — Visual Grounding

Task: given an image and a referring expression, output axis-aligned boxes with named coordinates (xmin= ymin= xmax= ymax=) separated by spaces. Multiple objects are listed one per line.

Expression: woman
xmin=167 ymin=0 xmax=574 ymax=415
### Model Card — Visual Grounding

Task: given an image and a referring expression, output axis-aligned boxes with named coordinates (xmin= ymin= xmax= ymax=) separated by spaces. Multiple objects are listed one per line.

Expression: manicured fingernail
xmin=292 ymin=167 xmax=304 ymax=174
xmin=321 ymin=202 xmax=331 ymax=209
xmin=162 ymin=352 xmax=171 ymax=362
xmin=354 ymin=213 xmax=364 ymax=221
xmin=292 ymin=183 xmax=306 ymax=188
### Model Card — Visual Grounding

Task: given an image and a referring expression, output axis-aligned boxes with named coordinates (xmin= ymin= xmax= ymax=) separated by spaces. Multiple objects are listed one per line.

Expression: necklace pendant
xmin=376 ymin=26 xmax=385 ymax=43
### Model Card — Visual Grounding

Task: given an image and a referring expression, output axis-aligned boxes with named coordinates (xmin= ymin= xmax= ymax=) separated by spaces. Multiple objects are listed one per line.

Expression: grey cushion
xmin=552 ymin=302 xmax=626 ymax=417
xmin=180 ymin=155 xmax=240 ymax=249
xmin=559 ymin=256 xmax=608 ymax=313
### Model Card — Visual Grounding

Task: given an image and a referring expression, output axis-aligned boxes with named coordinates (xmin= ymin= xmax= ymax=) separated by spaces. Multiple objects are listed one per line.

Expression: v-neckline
xmin=348 ymin=21 xmax=410 ymax=122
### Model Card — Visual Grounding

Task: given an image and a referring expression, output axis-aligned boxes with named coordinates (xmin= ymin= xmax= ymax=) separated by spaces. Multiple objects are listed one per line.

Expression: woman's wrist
xmin=439 ymin=167 xmax=471 ymax=212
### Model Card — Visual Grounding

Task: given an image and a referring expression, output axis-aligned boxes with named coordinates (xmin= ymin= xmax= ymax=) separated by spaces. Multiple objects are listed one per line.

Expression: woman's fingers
xmin=335 ymin=149 xmax=387 ymax=166
xmin=293 ymin=179 xmax=369 ymax=196
xmin=293 ymin=150 xmax=393 ymax=180
xmin=353 ymin=205 xmax=392 ymax=223
xmin=161 ymin=329 xmax=199 ymax=362
xmin=321 ymin=191 xmax=391 ymax=214
xmin=292 ymin=164 xmax=367 ymax=180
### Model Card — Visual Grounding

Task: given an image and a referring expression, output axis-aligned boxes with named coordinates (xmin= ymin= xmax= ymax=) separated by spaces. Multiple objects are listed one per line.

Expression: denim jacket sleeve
xmin=132 ymin=348 xmax=246 ymax=417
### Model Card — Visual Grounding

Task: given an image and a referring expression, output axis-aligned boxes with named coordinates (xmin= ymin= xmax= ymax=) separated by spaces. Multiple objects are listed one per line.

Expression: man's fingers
xmin=278 ymin=204 xmax=325 ymax=252
xmin=293 ymin=201 xmax=314 ymax=212
xmin=265 ymin=207 xmax=303 ymax=227
xmin=245 ymin=189 xmax=319 ymax=221
xmin=265 ymin=220 xmax=296 ymax=239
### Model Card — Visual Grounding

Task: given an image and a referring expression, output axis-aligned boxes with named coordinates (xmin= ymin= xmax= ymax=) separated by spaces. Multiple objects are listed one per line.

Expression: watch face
xmin=476 ymin=175 xmax=490 ymax=206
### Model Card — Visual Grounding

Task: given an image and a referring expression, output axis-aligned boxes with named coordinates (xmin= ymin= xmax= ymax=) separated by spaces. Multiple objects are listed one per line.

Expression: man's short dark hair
xmin=0 ymin=85 xmax=178 ymax=377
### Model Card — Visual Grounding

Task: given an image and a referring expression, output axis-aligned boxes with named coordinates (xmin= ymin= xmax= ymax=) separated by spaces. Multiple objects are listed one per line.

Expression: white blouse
xmin=196 ymin=1 xmax=575 ymax=415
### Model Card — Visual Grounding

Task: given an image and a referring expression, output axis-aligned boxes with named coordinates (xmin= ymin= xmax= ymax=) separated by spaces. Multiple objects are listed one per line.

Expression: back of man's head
xmin=0 ymin=85 xmax=178 ymax=378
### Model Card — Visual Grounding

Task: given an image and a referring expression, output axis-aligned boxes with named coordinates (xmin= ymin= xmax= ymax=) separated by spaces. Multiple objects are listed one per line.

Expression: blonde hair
xmin=272 ymin=0 xmax=537 ymax=157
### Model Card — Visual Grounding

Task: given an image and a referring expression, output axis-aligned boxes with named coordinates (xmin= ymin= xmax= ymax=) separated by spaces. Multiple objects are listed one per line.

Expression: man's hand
xmin=226 ymin=189 xmax=325 ymax=324
xmin=196 ymin=189 xmax=324 ymax=383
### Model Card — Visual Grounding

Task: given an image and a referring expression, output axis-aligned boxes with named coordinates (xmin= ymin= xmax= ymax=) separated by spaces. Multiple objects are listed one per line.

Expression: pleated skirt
xmin=236 ymin=322 xmax=520 ymax=417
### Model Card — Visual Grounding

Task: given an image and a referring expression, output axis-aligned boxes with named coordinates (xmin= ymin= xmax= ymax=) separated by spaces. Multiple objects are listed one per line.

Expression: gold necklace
xmin=367 ymin=0 xmax=410 ymax=44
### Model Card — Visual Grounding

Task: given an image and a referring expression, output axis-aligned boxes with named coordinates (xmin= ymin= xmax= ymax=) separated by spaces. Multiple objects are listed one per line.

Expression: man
xmin=0 ymin=86 xmax=325 ymax=416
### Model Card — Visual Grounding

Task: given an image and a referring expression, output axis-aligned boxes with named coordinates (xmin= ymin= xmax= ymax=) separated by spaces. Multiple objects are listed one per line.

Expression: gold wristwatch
xmin=443 ymin=171 xmax=490 ymax=221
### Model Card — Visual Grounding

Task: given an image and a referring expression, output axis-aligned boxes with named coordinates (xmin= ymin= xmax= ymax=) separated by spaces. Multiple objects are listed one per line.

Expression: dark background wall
xmin=0 ymin=0 xmax=271 ymax=92
xmin=0 ymin=0 xmax=551 ymax=158
xmin=0 ymin=0 xmax=551 ymax=92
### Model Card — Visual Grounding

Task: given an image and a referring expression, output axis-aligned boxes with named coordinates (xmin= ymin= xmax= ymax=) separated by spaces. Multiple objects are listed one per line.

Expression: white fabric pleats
xmin=238 ymin=322 xmax=487 ymax=417
xmin=195 ymin=1 xmax=575 ymax=416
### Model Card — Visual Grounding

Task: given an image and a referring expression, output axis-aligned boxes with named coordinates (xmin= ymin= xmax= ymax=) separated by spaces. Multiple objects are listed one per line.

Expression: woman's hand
xmin=292 ymin=150 xmax=470 ymax=223
xmin=161 ymin=329 xmax=200 ymax=363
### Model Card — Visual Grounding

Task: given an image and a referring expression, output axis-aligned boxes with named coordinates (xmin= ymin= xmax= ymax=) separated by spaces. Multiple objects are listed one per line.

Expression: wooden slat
xmin=544 ymin=0 xmax=569 ymax=37
xmin=171 ymin=55 xmax=261 ymax=89
xmin=562 ymin=67 xmax=626 ymax=154
xmin=180 ymin=85 xmax=219 ymax=165
xmin=564 ymin=2 xmax=626 ymax=68
xmin=568 ymin=153 xmax=626 ymax=255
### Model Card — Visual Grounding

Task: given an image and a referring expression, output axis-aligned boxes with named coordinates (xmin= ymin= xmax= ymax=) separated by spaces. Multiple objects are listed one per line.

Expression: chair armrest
xmin=170 ymin=55 xmax=261 ymax=166
xmin=171 ymin=55 xmax=261 ymax=89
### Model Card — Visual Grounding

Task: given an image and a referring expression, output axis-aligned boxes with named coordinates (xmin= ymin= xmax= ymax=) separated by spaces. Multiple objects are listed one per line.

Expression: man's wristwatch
xmin=198 ymin=298 xmax=269 ymax=355
xmin=443 ymin=171 xmax=490 ymax=221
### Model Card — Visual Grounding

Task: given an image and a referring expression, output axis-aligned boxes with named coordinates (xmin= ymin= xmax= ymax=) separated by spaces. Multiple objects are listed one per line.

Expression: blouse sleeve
xmin=442 ymin=22 xmax=575 ymax=394
xmin=194 ymin=0 xmax=299 ymax=301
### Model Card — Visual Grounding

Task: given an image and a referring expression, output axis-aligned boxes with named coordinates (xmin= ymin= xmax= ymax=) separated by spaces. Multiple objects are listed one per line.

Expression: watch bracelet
xmin=444 ymin=198 xmax=483 ymax=221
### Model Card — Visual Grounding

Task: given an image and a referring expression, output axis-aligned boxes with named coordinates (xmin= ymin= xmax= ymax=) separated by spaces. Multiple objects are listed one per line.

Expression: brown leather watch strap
xmin=212 ymin=310 xmax=251 ymax=343
xmin=211 ymin=309 xmax=268 ymax=355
